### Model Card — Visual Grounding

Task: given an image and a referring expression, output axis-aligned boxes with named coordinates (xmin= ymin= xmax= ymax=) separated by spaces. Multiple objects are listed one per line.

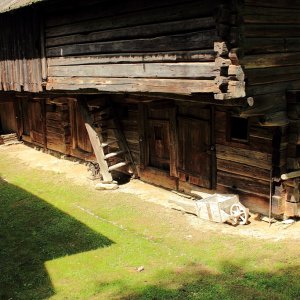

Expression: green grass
xmin=0 ymin=153 xmax=300 ymax=300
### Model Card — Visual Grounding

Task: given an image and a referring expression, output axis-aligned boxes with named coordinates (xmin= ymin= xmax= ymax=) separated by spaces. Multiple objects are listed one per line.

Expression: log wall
xmin=240 ymin=0 xmax=300 ymax=124
xmin=44 ymin=0 xmax=226 ymax=96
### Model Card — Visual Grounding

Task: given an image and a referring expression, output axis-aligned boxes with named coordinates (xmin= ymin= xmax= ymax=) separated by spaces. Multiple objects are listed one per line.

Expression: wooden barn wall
xmin=240 ymin=0 xmax=300 ymax=122
xmin=0 ymin=101 xmax=18 ymax=134
xmin=0 ymin=9 xmax=43 ymax=93
xmin=215 ymin=108 xmax=285 ymax=214
xmin=44 ymin=0 xmax=223 ymax=94
xmin=212 ymin=0 xmax=300 ymax=215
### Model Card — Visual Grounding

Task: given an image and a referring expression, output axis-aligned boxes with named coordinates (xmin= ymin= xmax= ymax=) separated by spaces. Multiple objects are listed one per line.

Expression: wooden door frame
xmin=28 ymin=97 xmax=47 ymax=148
xmin=138 ymin=102 xmax=178 ymax=189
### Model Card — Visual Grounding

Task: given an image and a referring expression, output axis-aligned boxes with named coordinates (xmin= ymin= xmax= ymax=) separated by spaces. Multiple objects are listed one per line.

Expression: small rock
xmin=282 ymin=219 xmax=295 ymax=225
xmin=137 ymin=266 xmax=144 ymax=272
xmin=95 ymin=182 xmax=118 ymax=190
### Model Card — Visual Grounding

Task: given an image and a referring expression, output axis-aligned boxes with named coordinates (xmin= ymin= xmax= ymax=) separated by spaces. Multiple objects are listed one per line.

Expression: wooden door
xmin=69 ymin=100 xmax=93 ymax=159
xmin=28 ymin=99 xmax=46 ymax=146
xmin=0 ymin=102 xmax=18 ymax=134
xmin=148 ymin=119 xmax=171 ymax=171
xmin=178 ymin=116 xmax=212 ymax=189
xmin=19 ymin=97 xmax=30 ymax=137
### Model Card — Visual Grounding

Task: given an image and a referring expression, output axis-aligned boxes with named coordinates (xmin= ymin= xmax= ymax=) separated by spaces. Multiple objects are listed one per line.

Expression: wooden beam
xmin=47 ymin=51 xmax=217 ymax=67
xmin=48 ymin=62 xmax=219 ymax=79
xmin=47 ymin=77 xmax=220 ymax=94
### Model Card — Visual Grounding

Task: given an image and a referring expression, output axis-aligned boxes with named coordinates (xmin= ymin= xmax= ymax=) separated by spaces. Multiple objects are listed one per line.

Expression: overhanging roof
xmin=0 ymin=0 xmax=45 ymax=13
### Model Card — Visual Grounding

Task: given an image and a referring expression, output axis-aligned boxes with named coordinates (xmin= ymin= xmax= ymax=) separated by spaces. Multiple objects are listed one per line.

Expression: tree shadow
xmin=119 ymin=262 xmax=300 ymax=300
xmin=0 ymin=177 xmax=114 ymax=299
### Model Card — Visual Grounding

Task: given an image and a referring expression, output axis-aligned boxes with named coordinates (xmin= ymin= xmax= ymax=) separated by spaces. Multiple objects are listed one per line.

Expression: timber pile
xmin=0 ymin=133 xmax=19 ymax=145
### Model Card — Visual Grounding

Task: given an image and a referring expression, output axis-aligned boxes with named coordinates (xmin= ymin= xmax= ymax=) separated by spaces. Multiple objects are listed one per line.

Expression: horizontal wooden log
xmin=139 ymin=168 xmax=177 ymax=190
xmin=240 ymin=93 xmax=285 ymax=117
xmin=46 ymin=17 xmax=215 ymax=47
xmin=244 ymin=6 xmax=300 ymax=24
xmin=217 ymin=171 xmax=270 ymax=197
xmin=246 ymin=66 xmax=300 ymax=85
xmin=216 ymin=144 xmax=272 ymax=169
xmin=47 ymin=141 xmax=68 ymax=154
xmin=244 ymin=0 xmax=300 ymax=9
xmin=242 ymin=52 xmax=300 ymax=69
xmin=46 ymin=30 xmax=218 ymax=57
xmin=46 ymin=77 xmax=220 ymax=94
xmin=48 ymin=62 xmax=219 ymax=79
xmin=246 ymin=80 xmax=300 ymax=96
xmin=244 ymin=24 xmax=300 ymax=38
xmin=46 ymin=0 xmax=214 ymax=27
xmin=46 ymin=1 xmax=216 ymax=37
xmin=47 ymin=51 xmax=216 ymax=67
xmin=244 ymin=38 xmax=300 ymax=55
xmin=216 ymin=132 xmax=273 ymax=153
xmin=217 ymin=159 xmax=270 ymax=181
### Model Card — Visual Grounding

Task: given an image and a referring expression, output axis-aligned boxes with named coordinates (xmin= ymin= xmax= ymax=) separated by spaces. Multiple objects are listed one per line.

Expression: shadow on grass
xmin=0 ymin=177 xmax=114 ymax=299
xmin=119 ymin=261 xmax=300 ymax=300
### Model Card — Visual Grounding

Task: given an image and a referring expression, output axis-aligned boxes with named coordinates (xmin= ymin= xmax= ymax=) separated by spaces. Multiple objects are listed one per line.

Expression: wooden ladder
xmin=78 ymin=99 xmax=136 ymax=182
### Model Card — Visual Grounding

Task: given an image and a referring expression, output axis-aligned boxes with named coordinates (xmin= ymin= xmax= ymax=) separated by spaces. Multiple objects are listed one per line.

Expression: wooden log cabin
xmin=0 ymin=0 xmax=300 ymax=218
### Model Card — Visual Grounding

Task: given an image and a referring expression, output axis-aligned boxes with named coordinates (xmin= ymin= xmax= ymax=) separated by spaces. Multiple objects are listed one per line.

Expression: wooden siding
xmin=240 ymin=0 xmax=300 ymax=124
xmin=0 ymin=9 xmax=43 ymax=93
xmin=44 ymin=0 xmax=225 ymax=95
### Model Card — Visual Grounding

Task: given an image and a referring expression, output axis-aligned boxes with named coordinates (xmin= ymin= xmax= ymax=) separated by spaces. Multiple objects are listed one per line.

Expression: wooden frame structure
xmin=0 ymin=0 xmax=300 ymax=217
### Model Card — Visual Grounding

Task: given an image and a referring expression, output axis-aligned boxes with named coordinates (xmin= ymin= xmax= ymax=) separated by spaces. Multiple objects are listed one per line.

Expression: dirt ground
xmin=1 ymin=143 xmax=299 ymax=241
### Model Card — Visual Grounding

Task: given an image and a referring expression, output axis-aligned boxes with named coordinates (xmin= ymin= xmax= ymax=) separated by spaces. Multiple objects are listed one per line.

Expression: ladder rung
xmin=108 ymin=162 xmax=128 ymax=171
xmin=104 ymin=150 xmax=126 ymax=159
xmin=101 ymin=140 xmax=118 ymax=147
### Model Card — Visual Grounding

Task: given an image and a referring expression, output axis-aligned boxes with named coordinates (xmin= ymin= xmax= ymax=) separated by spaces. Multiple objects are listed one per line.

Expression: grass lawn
xmin=0 ymin=151 xmax=300 ymax=299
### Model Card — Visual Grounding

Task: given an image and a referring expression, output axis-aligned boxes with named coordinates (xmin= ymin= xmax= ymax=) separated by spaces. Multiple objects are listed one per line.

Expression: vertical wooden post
xmin=169 ymin=106 xmax=178 ymax=178
xmin=138 ymin=103 xmax=149 ymax=170
xmin=211 ymin=106 xmax=217 ymax=189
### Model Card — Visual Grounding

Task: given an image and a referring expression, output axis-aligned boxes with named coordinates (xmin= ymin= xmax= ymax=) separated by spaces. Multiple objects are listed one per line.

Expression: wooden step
xmin=108 ymin=161 xmax=128 ymax=171
xmin=104 ymin=150 xmax=126 ymax=159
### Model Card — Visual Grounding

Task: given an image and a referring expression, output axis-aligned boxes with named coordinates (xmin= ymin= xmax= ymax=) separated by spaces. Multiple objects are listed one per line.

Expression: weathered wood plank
xmin=244 ymin=6 xmax=300 ymax=24
xmin=244 ymin=38 xmax=300 ymax=55
xmin=244 ymin=0 xmax=300 ymax=9
xmin=47 ymin=77 xmax=220 ymax=94
xmin=217 ymin=171 xmax=270 ymax=197
xmin=242 ymin=52 xmax=300 ymax=69
xmin=216 ymin=144 xmax=272 ymax=169
xmin=246 ymin=66 xmax=300 ymax=85
xmin=45 ymin=0 xmax=214 ymax=27
xmin=48 ymin=62 xmax=219 ymax=78
xmin=244 ymin=24 xmax=300 ymax=38
xmin=247 ymin=80 xmax=300 ymax=96
xmin=217 ymin=159 xmax=270 ymax=181
xmin=47 ymin=51 xmax=216 ymax=67
xmin=46 ymin=17 xmax=215 ymax=47
xmin=45 ymin=1 xmax=216 ymax=37
xmin=46 ymin=30 xmax=218 ymax=57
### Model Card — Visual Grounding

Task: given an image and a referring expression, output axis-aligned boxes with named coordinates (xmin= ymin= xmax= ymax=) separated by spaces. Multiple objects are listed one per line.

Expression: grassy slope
xmin=0 ymin=152 xmax=299 ymax=300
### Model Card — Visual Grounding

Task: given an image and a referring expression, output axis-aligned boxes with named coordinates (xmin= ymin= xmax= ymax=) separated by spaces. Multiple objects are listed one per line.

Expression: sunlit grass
xmin=0 ymin=152 xmax=299 ymax=299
